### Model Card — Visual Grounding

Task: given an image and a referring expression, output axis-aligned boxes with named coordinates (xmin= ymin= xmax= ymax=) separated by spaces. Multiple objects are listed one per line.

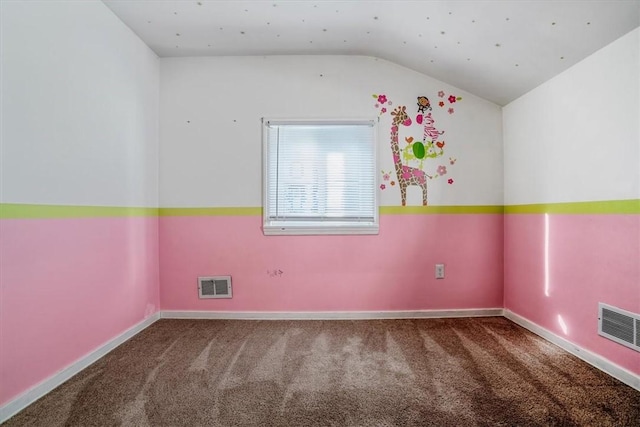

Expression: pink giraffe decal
xmin=389 ymin=106 xmax=428 ymax=206
xmin=374 ymin=91 xmax=460 ymax=204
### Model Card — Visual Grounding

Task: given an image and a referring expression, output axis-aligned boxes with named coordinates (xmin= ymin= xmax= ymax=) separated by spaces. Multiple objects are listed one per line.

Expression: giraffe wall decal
xmin=389 ymin=106 xmax=428 ymax=206
xmin=373 ymin=92 xmax=459 ymax=205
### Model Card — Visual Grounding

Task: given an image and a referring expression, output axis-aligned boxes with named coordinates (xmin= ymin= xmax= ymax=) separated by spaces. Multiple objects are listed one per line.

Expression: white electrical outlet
xmin=435 ymin=264 xmax=445 ymax=279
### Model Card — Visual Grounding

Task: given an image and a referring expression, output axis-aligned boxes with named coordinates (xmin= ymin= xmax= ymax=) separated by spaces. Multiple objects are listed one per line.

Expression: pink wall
xmin=4 ymin=211 xmax=637 ymax=407
xmin=0 ymin=217 xmax=160 ymax=405
xmin=159 ymin=214 xmax=503 ymax=312
xmin=504 ymin=214 xmax=640 ymax=375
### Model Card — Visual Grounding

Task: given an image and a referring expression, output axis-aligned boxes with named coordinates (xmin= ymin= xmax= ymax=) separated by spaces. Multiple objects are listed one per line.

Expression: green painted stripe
xmin=1 ymin=203 xmax=502 ymax=218
xmin=3 ymin=200 xmax=637 ymax=219
xmin=160 ymin=206 xmax=502 ymax=216
xmin=0 ymin=204 xmax=158 ymax=219
xmin=158 ymin=207 xmax=262 ymax=216
xmin=504 ymin=199 xmax=640 ymax=214
xmin=380 ymin=205 xmax=503 ymax=215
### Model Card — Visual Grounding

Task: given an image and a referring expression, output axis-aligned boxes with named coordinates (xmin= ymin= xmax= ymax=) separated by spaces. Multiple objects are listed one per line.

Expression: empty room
xmin=1 ymin=0 xmax=639 ymax=425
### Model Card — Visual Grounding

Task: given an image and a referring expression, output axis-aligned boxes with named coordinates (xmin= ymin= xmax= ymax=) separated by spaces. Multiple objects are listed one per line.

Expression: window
xmin=263 ymin=119 xmax=378 ymax=235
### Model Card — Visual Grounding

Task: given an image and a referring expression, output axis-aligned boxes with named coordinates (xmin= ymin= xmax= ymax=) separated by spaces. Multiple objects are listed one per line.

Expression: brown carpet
xmin=5 ymin=317 xmax=640 ymax=426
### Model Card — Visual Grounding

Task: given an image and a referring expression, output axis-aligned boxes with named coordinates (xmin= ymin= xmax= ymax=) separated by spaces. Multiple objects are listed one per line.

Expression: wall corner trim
xmin=503 ymin=310 xmax=640 ymax=391
xmin=0 ymin=313 xmax=161 ymax=423
xmin=159 ymin=308 xmax=504 ymax=320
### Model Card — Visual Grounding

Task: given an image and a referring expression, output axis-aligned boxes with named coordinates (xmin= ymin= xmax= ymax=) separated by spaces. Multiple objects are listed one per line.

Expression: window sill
xmin=263 ymin=222 xmax=379 ymax=236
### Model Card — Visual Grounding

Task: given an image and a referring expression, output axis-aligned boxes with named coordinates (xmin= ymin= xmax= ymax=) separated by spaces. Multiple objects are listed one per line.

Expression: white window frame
xmin=262 ymin=118 xmax=379 ymax=236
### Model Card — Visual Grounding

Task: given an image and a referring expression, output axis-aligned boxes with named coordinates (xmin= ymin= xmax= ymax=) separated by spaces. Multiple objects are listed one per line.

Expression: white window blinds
xmin=263 ymin=119 xmax=378 ymax=235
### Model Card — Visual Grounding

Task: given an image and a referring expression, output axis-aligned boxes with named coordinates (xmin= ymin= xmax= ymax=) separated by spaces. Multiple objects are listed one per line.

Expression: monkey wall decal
xmin=417 ymin=96 xmax=432 ymax=113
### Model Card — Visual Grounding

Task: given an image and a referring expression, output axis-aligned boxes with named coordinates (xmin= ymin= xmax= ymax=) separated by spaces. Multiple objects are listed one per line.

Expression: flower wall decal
xmin=438 ymin=92 xmax=463 ymax=112
xmin=372 ymin=94 xmax=391 ymax=116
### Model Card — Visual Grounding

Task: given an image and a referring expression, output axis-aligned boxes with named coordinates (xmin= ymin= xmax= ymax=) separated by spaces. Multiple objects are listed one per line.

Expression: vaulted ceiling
xmin=103 ymin=0 xmax=640 ymax=105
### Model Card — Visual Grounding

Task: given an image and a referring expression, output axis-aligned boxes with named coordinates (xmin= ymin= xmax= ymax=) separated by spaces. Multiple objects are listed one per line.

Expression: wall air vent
xmin=198 ymin=276 xmax=232 ymax=299
xmin=598 ymin=303 xmax=639 ymax=352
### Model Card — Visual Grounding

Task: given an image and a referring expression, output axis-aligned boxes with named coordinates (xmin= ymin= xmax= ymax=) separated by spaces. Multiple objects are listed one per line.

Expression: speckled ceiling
xmin=103 ymin=0 xmax=640 ymax=105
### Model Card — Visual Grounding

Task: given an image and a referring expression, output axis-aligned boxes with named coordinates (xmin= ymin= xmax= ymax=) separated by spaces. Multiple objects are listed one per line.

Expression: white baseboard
xmin=504 ymin=310 xmax=640 ymax=391
xmin=160 ymin=308 xmax=504 ymax=320
xmin=0 ymin=312 xmax=161 ymax=423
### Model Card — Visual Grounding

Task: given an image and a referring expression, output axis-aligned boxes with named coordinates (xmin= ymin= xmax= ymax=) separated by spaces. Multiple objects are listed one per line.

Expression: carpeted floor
xmin=5 ymin=317 xmax=640 ymax=426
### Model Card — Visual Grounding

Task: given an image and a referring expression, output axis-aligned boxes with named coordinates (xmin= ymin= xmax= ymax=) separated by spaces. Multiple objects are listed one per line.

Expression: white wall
xmin=1 ymin=0 xmax=159 ymax=207
xmin=0 ymin=0 xmax=161 ymax=411
xmin=503 ymin=28 xmax=639 ymax=204
xmin=160 ymin=56 xmax=503 ymax=207
xmin=501 ymin=28 xmax=640 ymax=379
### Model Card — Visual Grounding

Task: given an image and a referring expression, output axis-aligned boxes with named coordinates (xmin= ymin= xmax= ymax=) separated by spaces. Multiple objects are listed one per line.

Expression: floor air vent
xmin=598 ymin=303 xmax=639 ymax=352
xmin=198 ymin=276 xmax=232 ymax=299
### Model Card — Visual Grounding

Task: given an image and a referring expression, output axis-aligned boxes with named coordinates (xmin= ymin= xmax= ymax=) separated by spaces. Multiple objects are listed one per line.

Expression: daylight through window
xmin=263 ymin=119 xmax=378 ymax=235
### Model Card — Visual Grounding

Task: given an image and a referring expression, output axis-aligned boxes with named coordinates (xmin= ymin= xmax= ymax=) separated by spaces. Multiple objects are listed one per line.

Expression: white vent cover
xmin=198 ymin=276 xmax=232 ymax=299
xmin=598 ymin=303 xmax=640 ymax=352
